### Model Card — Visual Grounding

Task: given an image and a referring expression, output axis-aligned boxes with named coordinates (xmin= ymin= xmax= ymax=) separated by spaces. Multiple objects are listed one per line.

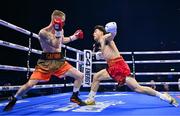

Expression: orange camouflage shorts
xmin=30 ymin=52 xmax=72 ymax=81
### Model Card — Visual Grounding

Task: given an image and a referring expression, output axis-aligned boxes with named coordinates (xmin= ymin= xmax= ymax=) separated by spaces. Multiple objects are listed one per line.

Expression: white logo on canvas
xmin=54 ymin=100 xmax=125 ymax=112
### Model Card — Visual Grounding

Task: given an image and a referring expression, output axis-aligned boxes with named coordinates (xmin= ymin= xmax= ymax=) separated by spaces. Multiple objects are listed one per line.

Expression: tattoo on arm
xmin=39 ymin=29 xmax=58 ymax=47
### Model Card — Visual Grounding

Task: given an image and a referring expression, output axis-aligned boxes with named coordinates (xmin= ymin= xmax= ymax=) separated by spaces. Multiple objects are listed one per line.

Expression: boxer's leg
xmin=3 ymin=80 xmax=39 ymax=111
xmin=86 ymin=69 xmax=111 ymax=105
xmin=126 ymin=76 xmax=179 ymax=107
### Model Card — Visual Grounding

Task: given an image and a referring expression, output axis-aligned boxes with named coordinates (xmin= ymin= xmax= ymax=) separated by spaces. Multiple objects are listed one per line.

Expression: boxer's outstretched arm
xmin=62 ymin=29 xmax=84 ymax=44
xmin=63 ymin=37 xmax=73 ymax=44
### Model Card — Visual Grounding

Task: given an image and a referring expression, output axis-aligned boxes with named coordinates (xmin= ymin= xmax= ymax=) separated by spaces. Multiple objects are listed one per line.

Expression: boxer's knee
xmin=78 ymin=73 xmax=84 ymax=82
xmin=24 ymin=83 xmax=33 ymax=89
xmin=93 ymin=73 xmax=100 ymax=82
xmin=72 ymin=70 xmax=83 ymax=82
xmin=25 ymin=81 xmax=37 ymax=89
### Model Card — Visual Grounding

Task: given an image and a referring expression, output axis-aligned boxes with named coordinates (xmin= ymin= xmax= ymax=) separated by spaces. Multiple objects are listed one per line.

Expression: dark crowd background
xmin=0 ymin=0 xmax=180 ymax=97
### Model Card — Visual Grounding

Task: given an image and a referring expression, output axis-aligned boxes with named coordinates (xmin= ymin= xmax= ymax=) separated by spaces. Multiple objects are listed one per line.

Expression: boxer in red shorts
xmin=85 ymin=23 xmax=178 ymax=107
xmin=3 ymin=10 xmax=87 ymax=112
xmin=107 ymin=56 xmax=131 ymax=86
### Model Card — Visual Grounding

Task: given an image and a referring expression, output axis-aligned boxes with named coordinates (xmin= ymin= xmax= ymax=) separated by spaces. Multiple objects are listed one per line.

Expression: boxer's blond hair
xmin=51 ymin=10 xmax=66 ymax=21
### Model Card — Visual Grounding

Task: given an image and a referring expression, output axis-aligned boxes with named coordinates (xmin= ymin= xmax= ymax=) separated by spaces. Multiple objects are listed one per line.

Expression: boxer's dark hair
xmin=94 ymin=25 xmax=107 ymax=35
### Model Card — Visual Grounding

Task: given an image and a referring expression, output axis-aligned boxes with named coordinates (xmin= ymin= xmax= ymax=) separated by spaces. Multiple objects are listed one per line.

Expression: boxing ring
xmin=0 ymin=19 xmax=180 ymax=115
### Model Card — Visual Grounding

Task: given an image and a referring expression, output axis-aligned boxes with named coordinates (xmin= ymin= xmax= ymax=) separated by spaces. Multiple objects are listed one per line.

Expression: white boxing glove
xmin=105 ymin=22 xmax=117 ymax=37
xmin=95 ymin=52 xmax=104 ymax=60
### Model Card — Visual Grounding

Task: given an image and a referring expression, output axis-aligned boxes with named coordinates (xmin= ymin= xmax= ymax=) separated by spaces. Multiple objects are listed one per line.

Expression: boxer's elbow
xmin=105 ymin=34 xmax=114 ymax=42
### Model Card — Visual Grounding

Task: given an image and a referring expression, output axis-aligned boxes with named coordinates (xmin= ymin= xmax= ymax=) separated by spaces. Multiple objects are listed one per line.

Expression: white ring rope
xmin=65 ymin=57 xmax=83 ymax=64
xmin=99 ymin=82 xmax=180 ymax=86
xmin=1 ymin=65 xmax=179 ymax=79
xmin=92 ymin=51 xmax=180 ymax=55
xmin=0 ymin=40 xmax=81 ymax=63
xmin=135 ymin=72 xmax=180 ymax=75
xmin=2 ymin=38 xmax=179 ymax=65
xmin=93 ymin=60 xmax=180 ymax=64
xmin=62 ymin=44 xmax=83 ymax=54
xmin=134 ymin=60 xmax=180 ymax=63
xmin=92 ymin=52 xmax=132 ymax=55
xmin=0 ymin=40 xmax=42 ymax=54
xmin=2 ymin=18 xmax=179 ymax=55
xmin=93 ymin=61 xmax=133 ymax=64
xmin=1 ymin=19 xmax=180 ymax=91
xmin=91 ymin=72 xmax=180 ymax=75
xmin=0 ymin=19 xmax=39 ymax=39
xmin=0 ymin=19 xmax=83 ymax=54
xmin=0 ymin=83 xmax=74 ymax=91
xmin=0 ymin=57 xmax=81 ymax=72
xmin=0 ymin=64 xmax=35 ymax=72
xmin=134 ymin=51 xmax=180 ymax=55
xmin=1 ymin=38 xmax=179 ymax=74
xmin=0 ymin=81 xmax=179 ymax=91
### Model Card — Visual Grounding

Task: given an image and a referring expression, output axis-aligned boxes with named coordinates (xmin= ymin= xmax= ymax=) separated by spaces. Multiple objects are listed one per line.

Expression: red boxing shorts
xmin=106 ymin=56 xmax=131 ymax=85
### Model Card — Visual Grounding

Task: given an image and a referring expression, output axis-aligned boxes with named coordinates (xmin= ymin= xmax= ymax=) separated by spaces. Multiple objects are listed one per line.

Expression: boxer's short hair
xmin=51 ymin=10 xmax=66 ymax=21
xmin=94 ymin=25 xmax=107 ymax=35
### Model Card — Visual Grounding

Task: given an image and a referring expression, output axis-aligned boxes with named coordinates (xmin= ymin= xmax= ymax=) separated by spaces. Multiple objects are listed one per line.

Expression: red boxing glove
xmin=74 ymin=29 xmax=84 ymax=39
xmin=53 ymin=17 xmax=63 ymax=31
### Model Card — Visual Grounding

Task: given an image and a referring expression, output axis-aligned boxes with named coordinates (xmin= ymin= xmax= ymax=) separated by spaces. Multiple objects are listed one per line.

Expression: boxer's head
xmin=51 ymin=10 xmax=66 ymax=23
xmin=93 ymin=25 xmax=107 ymax=41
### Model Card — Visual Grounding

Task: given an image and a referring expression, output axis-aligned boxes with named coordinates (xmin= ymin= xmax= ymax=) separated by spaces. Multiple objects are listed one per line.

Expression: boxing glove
xmin=53 ymin=17 xmax=63 ymax=38
xmin=95 ymin=51 xmax=104 ymax=60
xmin=70 ymin=29 xmax=84 ymax=41
xmin=105 ymin=22 xmax=117 ymax=37
xmin=73 ymin=29 xmax=84 ymax=39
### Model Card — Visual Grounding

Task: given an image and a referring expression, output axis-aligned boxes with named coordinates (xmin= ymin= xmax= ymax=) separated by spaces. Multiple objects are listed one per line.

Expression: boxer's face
xmin=93 ymin=29 xmax=103 ymax=41
xmin=52 ymin=15 xmax=65 ymax=24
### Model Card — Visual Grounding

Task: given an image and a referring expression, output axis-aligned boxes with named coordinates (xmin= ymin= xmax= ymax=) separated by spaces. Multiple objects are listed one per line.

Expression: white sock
xmin=73 ymin=87 xmax=80 ymax=93
xmin=88 ymin=90 xmax=96 ymax=99
xmin=155 ymin=92 xmax=170 ymax=102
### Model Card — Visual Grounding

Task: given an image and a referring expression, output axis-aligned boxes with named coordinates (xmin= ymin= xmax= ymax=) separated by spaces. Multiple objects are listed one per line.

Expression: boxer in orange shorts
xmin=85 ymin=23 xmax=178 ymax=107
xmin=4 ymin=10 xmax=87 ymax=112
